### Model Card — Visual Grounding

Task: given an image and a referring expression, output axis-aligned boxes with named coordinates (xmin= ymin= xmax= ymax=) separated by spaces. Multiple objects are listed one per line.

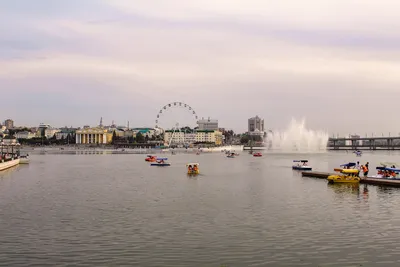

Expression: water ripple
xmin=2 ymin=153 xmax=400 ymax=266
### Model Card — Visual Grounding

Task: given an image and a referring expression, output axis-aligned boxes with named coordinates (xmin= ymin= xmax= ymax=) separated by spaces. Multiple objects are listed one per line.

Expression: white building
xmin=164 ymin=130 xmax=223 ymax=145
xmin=45 ymin=128 xmax=61 ymax=139
xmin=15 ymin=131 xmax=36 ymax=139
xmin=75 ymin=127 xmax=109 ymax=144
xmin=248 ymin=129 xmax=264 ymax=137
xmin=55 ymin=132 xmax=71 ymax=140
xmin=197 ymin=118 xmax=219 ymax=131
xmin=248 ymin=116 xmax=264 ymax=132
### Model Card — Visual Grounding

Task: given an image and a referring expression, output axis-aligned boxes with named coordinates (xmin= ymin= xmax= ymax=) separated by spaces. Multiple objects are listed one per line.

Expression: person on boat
xmin=356 ymin=161 xmax=360 ymax=169
xmin=193 ymin=165 xmax=198 ymax=172
xmin=188 ymin=165 xmax=192 ymax=172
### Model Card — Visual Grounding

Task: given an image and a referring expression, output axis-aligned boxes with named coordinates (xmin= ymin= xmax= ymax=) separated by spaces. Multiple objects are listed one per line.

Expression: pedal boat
xmin=187 ymin=163 xmax=200 ymax=175
xmin=327 ymin=169 xmax=360 ymax=183
xmin=150 ymin=158 xmax=170 ymax=166
xmin=292 ymin=160 xmax=312 ymax=171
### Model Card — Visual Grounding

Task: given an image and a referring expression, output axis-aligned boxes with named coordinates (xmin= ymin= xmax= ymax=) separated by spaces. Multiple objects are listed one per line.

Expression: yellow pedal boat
xmin=327 ymin=169 xmax=360 ymax=183
xmin=187 ymin=163 xmax=200 ymax=175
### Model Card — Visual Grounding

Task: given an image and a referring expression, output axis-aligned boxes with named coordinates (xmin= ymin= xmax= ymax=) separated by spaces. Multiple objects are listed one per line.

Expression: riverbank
xmin=21 ymin=145 xmax=244 ymax=154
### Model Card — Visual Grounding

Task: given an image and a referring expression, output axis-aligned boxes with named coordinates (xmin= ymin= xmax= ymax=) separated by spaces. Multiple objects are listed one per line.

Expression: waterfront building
xmin=131 ymin=128 xmax=157 ymax=138
xmin=45 ymin=128 xmax=61 ymax=139
xmin=164 ymin=131 xmax=185 ymax=145
xmin=38 ymin=123 xmax=51 ymax=137
xmin=248 ymin=116 xmax=264 ymax=132
xmin=164 ymin=130 xmax=223 ymax=146
xmin=55 ymin=127 xmax=78 ymax=140
xmin=75 ymin=127 xmax=111 ymax=144
xmin=15 ymin=131 xmax=37 ymax=140
xmin=248 ymin=129 xmax=265 ymax=137
xmin=197 ymin=118 xmax=219 ymax=131
xmin=4 ymin=119 xmax=14 ymax=129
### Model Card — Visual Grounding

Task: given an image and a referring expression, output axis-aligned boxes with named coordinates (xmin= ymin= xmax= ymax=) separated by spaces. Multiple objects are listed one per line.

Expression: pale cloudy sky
xmin=1 ymin=0 xmax=400 ymax=135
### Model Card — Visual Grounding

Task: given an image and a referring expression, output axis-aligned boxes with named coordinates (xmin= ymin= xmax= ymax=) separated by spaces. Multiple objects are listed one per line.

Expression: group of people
xmin=355 ymin=161 xmax=369 ymax=177
xmin=377 ymin=169 xmax=397 ymax=178
xmin=188 ymin=165 xmax=198 ymax=173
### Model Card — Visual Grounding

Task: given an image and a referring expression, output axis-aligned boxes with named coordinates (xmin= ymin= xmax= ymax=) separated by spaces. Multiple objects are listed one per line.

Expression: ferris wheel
xmin=155 ymin=102 xmax=199 ymax=147
xmin=155 ymin=102 xmax=198 ymax=129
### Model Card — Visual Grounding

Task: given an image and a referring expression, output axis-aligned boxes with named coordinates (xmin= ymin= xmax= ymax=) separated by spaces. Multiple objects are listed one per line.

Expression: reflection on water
xmin=2 ymin=152 xmax=400 ymax=266
xmin=328 ymin=183 xmax=360 ymax=196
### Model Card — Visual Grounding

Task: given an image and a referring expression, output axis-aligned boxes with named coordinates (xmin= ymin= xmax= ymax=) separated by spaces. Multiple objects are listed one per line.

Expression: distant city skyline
xmin=2 ymin=0 xmax=400 ymax=135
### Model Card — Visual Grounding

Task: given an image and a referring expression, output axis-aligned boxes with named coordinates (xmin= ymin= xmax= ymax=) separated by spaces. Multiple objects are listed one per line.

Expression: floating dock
xmin=301 ymin=171 xmax=400 ymax=187
xmin=301 ymin=171 xmax=331 ymax=179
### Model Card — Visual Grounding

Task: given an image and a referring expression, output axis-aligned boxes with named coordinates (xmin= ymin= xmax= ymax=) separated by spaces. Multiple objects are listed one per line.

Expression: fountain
xmin=266 ymin=118 xmax=329 ymax=153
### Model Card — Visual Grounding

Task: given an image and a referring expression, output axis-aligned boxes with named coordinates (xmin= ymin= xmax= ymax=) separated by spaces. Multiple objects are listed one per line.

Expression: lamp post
xmin=16 ymin=143 xmax=20 ymax=158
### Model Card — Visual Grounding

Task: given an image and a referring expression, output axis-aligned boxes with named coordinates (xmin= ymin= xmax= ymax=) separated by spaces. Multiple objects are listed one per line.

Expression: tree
xmin=240 ymin=135 xmax=250 ymax=145
xmin=112 ymin=131 xmax=117 ymax=144
xmin=136 ymin=132 xmax=145 ymax=143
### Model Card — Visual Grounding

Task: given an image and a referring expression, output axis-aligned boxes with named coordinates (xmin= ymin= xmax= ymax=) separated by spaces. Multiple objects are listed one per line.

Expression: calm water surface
xmin=1 ymin=151 xmax=400 ymax=266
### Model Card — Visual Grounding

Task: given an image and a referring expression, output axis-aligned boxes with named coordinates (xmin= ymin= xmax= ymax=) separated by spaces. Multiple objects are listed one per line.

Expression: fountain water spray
xmin=266 ymin=118 xmax=329 ymax=153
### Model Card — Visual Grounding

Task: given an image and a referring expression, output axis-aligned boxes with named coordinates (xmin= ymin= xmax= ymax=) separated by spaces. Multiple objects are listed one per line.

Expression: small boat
xmin=19 ymin=155 xmax=30 ymax=164
xmin=253 ymin=152 xmax=262 ymax=157
xmin=145 ymin=155 xmax=157 ymax=162
xmin=370 ymin=167 xmax=400 ymax=179
xmin=292 ymin=160 xmax=312 ymax=171
xmin=380 ymin=162 xmax=399 ymax=169
xmin=151 ymin=158 xmax=170 ymax=166
xmin=187 ymin=163 xmax=200 ymax=175
xmin=227 ymin=153 xmax=235 ymax=158
xmin=353 ymin=150 xmax=362 ymax=156
xmin=327 ymin=169 xmax=360 ymax=183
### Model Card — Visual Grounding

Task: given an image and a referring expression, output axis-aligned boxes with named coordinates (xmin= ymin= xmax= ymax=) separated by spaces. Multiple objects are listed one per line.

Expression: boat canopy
xmin=186 ymin=163 xmax=199 ymax=166
xmin=340 ymin=162 xmax=356 ymax=167
xmin=376 ymin=167 xmax=400 ymax=172
xmin=380 ymin=162 xmax=398 ymax=167
xmin=341 ymin=169 xmax=359 ymax=174
xmin=293 ymin=160 xmax=308 ymax=162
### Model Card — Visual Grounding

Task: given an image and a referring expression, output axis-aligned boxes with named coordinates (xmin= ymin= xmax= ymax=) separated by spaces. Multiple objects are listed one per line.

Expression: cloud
xmin=1 ymin=0 xmax=400 ymax=134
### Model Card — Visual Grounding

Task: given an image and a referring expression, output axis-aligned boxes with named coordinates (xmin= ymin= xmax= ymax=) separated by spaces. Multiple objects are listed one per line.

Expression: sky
xmin=1 ymin=0 xmax=400 ymax=135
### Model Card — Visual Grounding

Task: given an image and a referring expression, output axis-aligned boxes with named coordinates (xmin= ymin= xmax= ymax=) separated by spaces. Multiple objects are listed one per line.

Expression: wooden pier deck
xmin=301 ymin=171 xmax=332 ymax=179
xmin=301 ymin=171 xmax=400 ymax=187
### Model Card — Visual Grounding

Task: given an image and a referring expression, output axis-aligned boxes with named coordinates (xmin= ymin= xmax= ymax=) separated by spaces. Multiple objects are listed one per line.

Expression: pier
xmin=328 ymin=137 xmax=400 ymax=150
xmin=302 ymin=171 xmax=400 ymax=187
